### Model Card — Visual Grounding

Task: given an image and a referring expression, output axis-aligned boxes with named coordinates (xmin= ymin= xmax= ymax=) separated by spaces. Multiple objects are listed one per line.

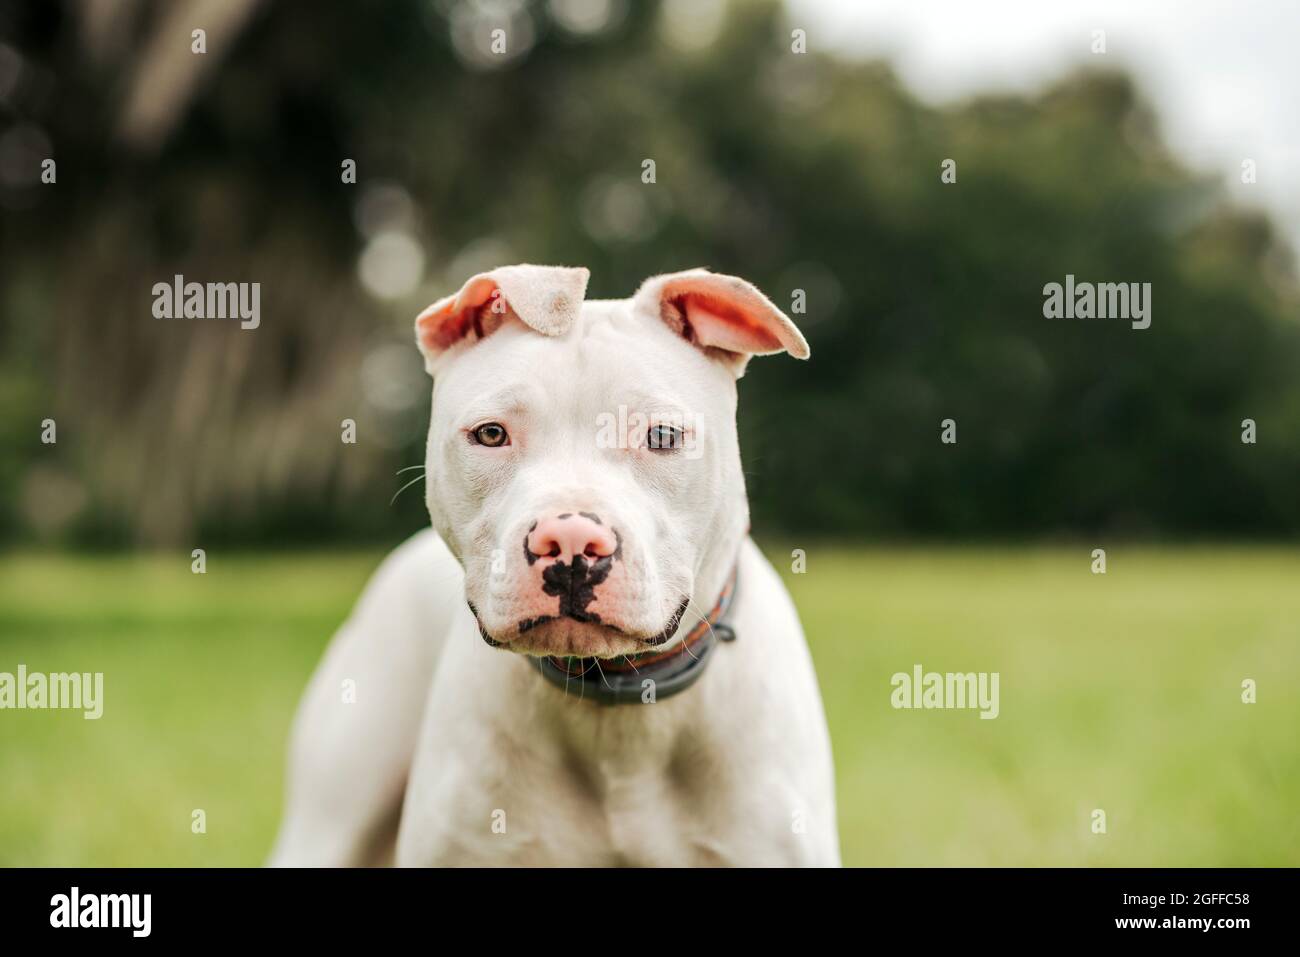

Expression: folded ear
xmin=631 ymin=268 xmax=810 ymax=376
xmin=414 ymin=264 xmax=590 ymax=372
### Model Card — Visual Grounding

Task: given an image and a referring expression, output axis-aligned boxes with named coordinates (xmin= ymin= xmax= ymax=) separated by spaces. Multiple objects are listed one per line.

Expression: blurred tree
xmin=0 ymin=0 xmax=1296 ymax=546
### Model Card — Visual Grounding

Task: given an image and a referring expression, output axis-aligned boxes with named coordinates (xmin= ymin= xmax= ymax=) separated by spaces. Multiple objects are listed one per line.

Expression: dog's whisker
xmin=677 ymin=599 xmax=718 ymax=662
xmin=389 ymin=473 xmax=426 ymax=506
xmin=395 ymin=464 xmax=426 ymax=474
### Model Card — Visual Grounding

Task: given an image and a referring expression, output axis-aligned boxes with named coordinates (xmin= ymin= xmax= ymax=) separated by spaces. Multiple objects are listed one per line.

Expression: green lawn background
xmin=1 ymin=546 xmax=1297 ymax=866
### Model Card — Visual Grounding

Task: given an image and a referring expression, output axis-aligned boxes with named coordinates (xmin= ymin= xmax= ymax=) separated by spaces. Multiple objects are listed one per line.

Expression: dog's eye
xmin=647 ymin=424 xmax=684 ymax=451
xmin=471 ymin=423 xmax=510 ymax=447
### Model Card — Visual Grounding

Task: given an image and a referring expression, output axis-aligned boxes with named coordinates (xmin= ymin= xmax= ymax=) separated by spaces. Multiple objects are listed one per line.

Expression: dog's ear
xmin=414 ymin=264 xmax=590 ymax=373
xmin=632 ymin=268 xmax=810 ymax=376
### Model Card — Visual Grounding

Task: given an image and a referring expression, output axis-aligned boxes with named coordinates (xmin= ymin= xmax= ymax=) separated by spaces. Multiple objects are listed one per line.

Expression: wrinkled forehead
xmin=432 ymin=299 xmax=737 ymax=420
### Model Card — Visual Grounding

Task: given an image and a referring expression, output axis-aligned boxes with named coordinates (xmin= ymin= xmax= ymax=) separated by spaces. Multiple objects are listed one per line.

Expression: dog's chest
xmin=585 ymin=756 xmax=746 ymax=866
xmin=431 ymin=775 xmax=750 ymax=867
xmin=407 ymin=712 xmax=768 ymax=866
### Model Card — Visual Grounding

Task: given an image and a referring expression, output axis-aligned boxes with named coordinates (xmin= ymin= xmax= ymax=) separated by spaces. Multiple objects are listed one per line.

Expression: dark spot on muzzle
xmin=532 ymin=528 xmax=623 ymax=622
xmin=542 ymin=554 xmax=612 ymax=622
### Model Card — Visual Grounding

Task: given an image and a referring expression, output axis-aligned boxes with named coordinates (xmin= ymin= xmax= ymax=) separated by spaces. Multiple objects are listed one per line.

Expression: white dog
xmin=270 ymin=266 xmax=839 ymax=866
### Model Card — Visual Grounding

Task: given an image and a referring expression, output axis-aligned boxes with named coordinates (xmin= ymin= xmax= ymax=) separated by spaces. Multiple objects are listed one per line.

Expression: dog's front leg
xmin=268 ymin=530 xmax=463 ymax=866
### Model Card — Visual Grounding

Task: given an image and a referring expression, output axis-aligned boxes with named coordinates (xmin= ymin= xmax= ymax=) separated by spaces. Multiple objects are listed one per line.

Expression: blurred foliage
xmin=1 ymin=0 xmax=1297 ymax=546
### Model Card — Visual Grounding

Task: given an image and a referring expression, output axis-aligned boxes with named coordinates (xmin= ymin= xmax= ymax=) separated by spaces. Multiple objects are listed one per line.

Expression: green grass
xmin=1 ymin=546 xmax=1298 ymax=866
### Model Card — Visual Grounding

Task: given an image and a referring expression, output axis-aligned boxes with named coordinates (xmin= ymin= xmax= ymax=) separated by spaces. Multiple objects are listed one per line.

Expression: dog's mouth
xmin=468 ymin=597 xmax=691 ymax=656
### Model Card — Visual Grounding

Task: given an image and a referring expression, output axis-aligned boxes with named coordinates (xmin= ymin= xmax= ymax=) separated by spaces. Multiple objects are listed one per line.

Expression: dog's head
xmin=415 ymin=265 xmax=808 ymax=658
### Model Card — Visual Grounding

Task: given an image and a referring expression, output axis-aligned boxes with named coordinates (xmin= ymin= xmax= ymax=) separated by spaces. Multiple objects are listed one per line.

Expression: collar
xmin=529 ymin=562 xmax=739 ymax=705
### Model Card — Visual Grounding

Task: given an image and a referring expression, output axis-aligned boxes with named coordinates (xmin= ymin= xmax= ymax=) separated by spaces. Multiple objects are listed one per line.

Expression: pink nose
xmin=526 ymin=512 xmax=617 ymax=564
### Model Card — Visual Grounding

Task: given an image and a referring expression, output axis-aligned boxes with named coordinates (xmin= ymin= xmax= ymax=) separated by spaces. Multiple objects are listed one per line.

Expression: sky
xmin=786 ymin=0 xmax=1300 ymax=255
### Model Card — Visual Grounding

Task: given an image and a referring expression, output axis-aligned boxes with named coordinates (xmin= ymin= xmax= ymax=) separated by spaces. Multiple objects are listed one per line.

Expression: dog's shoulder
xmin=347 ymin=528 xmax=465 ymax=640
